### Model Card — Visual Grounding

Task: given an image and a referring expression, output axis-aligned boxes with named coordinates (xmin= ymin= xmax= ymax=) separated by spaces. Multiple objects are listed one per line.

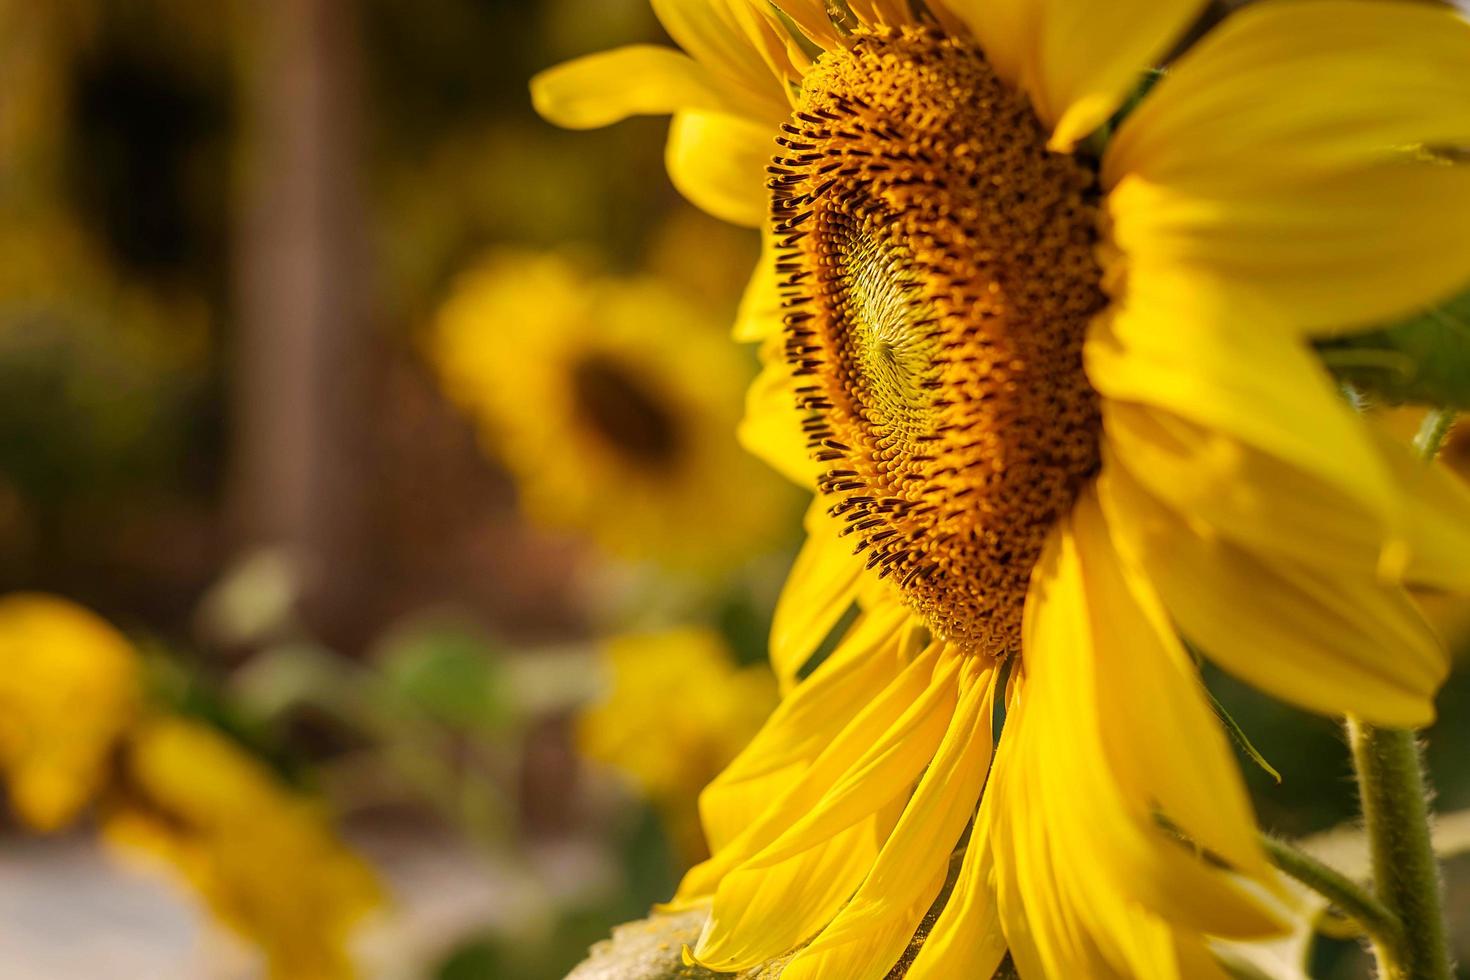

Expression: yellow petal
xmin=930 ymin=0 xmax=1034 ymax=90
xmin=678 ymin=640 xmax=939 ymax=900
xmin=768 ymin=502 xmax=868 ymax=688
xmin=799 ymin=659 xmax=994 ymax=946
xmin=718 ymin=604 xmax=911 ymax=787
xmin=778 ymin=864 xmax=947 ymax=980
xmin=1102 ymin=463 xmax=1447 ymax=728
xmin=780 ymin=661 xmax=997 ymax=980
xmin=1086 ymin=287 xmax=1395 ymax=524
xmin=692 ymin=815 xmax=891 ymax=970
xmin=732 ymin=236 xmax=781 ymax=342
xmin=1066 ymin=492 xmax=1266 ymax=886
xmin=1106 ymin=3 xmax=1470 ymax=190
xmin=673 ymin=664 xmax=887 ymax=910
xmin=1104 ymin=1 xmax=1470 ymax=335
xmin=769 ymin=0 xmax=843 ymax=48
xmin=1366 ymin=424 xmax=1470 ymax=593
xmin=666 ymin=110 xmax=772 ymax=227
xmin=1176 ymin=937 xmax=1235 ymax=980
xmin=985 ymin=694 xmax=1176 ymax=980
xmin=733 ymin=248 xmax=809 ymax=486
xmin=1106 ymin=399 xmax=1470 ymax=595
xmin=847 ymin=0 xmax=922 ymax=28
xmin=940 ymin=0 xmax=1209 ymax=149
xmin=692 ymin=646 xmax=956 ymax=969
xmin=733 ymin=2 xmax=813 ymax=95
xmin=737 ymin=652 xmax=959 ymax=872
xmin=530 ymin=45 xmax=731 ymax=129
xmin=690 ymin=603 xmax=911 ymax=866
xmin=902 ymin=824 xmax=1007 ymax=980
xmin=739 ymin=336 xmax=818 ymax=492
xmin=1103 ymin=401 xmax=1396 ymax=583
xmin=650 ymin=0 xmax=792 ymax=123
xmin=110 ymin=716 xmax=381 ymax=980
xmin=985 ymin=493 xmax=1284 ymax=976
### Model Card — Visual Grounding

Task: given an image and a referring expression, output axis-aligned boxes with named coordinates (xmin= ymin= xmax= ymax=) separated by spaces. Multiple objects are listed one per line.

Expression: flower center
xmin=773 ymin=27 xmax=1106 ymax=656
xmin=570 ymin=353 xmax=683 ymax=468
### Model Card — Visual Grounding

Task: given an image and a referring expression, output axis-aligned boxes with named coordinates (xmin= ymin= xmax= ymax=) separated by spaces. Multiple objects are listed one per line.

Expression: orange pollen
xmin=771 ymin=27 xmax=1107 ymax=656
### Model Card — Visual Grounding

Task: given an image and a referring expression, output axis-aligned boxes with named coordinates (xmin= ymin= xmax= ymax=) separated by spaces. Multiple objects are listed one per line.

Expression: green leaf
xmin=1315 ymin=285 xmax=1470 ymax=409
xmin=375 ymin=617 xmax=512 ymax=732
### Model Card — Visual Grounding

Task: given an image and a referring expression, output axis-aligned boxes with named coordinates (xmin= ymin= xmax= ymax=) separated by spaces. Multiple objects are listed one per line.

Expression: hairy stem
xmin=1346 ymin=720 xmax=1450 ymax=980
xmin=1260 ymin=834 xmax=1402 ymax=950
xmin=1346 ymin=407 xmax=1457 ymax=980
xmin=1414 ymin=408 xmax=1458 ymax=459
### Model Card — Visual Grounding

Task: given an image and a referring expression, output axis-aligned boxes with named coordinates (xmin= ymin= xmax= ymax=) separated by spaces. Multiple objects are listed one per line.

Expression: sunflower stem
xmin=1346 ymin=719 xmax=1450 ymax=980
xmin=1341 ymin=408 xmax=1458 ymax=979
xmin=1260 ymin=834 xmax=1402 ymax=949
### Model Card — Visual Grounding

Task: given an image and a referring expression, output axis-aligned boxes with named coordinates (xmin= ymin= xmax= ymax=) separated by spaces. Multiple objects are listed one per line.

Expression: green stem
xmin=1260 ymin=834 xmax=1402 ymax=949
xmin=1346 ymin=720 xmax=1450 ymax=980
xmin=1345 ymin=407 xmax=1457 ymax=980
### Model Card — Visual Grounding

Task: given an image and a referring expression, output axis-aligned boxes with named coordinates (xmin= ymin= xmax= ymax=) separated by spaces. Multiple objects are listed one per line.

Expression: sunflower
xmin=0 ymin=593 xmax=380 ymax=979
xmin=430 ymin=250 xmax=796 ymax=571
xmin=105 ymin=716 xmax=382 ymax=980
xmin=534 ymin=1 xmax=1470 ymax=976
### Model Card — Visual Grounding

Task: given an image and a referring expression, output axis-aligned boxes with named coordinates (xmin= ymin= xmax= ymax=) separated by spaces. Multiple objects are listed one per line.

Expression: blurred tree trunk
xmin=229 ymin=0 xmax=372 ymax=649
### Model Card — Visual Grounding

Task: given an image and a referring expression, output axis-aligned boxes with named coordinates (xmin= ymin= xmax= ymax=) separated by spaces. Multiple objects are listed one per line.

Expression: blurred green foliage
xmin=376 ymin=619 xmax=514 ymax=733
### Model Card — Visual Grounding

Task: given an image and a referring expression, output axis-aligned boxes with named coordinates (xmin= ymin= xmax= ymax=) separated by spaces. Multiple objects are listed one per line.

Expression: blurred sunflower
xmin=430 ymin=251 xmax=796 ymax=571
xmin=579 ymin=627 xmax=777 ymax=863
xmin=0 ymin=593 xmax=379 ymax=979
xmin=105 ymin=716 xmax=382 ymax=980
xmin=535 ymin=1 xmax=1470 ymax=976
xmin=0 ymin=593 xmax=141 ymax=832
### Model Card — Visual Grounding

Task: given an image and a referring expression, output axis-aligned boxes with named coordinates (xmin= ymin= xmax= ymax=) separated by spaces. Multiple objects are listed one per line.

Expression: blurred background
xmin=0 ymin=2 xmax=1467 ymax=979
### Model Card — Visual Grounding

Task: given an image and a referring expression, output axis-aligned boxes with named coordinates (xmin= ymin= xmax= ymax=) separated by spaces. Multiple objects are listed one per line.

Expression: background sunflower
xmin=429 ymin=251 xmax=798 ymax=573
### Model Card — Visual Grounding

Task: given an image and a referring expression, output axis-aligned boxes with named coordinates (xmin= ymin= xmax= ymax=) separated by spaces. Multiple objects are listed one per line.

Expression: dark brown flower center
xmin=570 ymin=353 xmax=683 ymax=468
xmin=771 ymin=27 xmax=1107 ymax=656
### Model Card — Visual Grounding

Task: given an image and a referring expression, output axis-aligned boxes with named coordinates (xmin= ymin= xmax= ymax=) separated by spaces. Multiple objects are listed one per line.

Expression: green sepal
xmin=1207 ymin=688 xmax=1283 ymax=785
